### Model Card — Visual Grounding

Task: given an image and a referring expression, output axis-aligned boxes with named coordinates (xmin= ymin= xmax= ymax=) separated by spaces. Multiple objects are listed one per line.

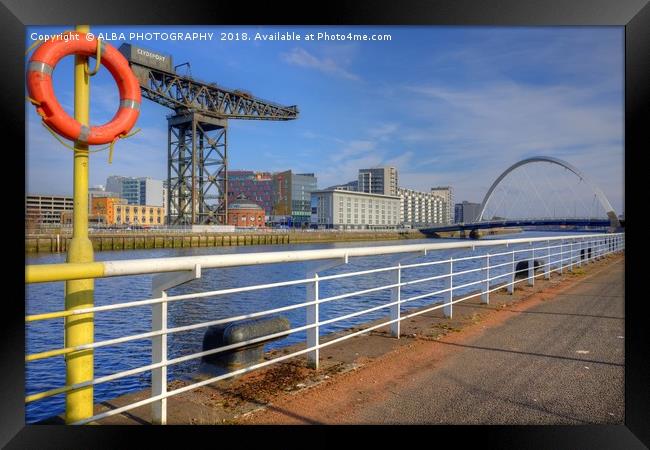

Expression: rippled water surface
xmin=25 ymin=231 xmax=595 ymax=422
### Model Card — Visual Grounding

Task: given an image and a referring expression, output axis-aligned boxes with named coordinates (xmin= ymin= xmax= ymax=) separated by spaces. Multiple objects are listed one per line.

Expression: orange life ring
xmin=27 ymin=31 xmax=141 ymax=145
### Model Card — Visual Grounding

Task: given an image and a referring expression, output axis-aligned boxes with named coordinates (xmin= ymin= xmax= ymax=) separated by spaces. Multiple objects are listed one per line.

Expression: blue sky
xmin=25 ymin=26 xmax=624 ymax=215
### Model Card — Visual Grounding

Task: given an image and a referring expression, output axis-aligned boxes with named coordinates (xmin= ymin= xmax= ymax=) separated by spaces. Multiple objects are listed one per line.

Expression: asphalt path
xmin=356 ymin=259 xmax=625 ymax=424
xmin=241 ymin=257 xmax=625 ymax=425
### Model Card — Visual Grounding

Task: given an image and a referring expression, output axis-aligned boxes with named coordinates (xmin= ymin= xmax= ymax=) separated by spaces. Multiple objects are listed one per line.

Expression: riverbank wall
xmin=25 ymin=230 xmax=428 ymax=254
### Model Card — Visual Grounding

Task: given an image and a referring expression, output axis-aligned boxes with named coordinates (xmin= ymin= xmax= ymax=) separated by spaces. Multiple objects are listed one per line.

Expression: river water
xmin=25 ymin=230 xmax=596 ymax=423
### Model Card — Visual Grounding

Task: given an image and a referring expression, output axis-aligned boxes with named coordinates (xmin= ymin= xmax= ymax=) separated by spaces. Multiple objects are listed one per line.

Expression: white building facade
xmin=430 ymin=186 xmax=453 ymax=225
xmin=398 ymin=187 xmax=448 ymax=228
xmin=311 ymin=189 xmax=401 ymax=230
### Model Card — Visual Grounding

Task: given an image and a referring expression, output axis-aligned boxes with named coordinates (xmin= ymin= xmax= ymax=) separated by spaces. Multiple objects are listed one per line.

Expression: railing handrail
xmin=25 ymin=233 xmax=619 ymax=284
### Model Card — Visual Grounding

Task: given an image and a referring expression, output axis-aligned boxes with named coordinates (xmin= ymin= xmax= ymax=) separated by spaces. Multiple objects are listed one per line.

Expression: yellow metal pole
xmin=65 ymin=24 xmax=94 ymax=423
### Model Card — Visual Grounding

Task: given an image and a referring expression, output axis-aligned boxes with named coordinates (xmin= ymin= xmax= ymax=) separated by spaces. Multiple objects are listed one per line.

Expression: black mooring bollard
xmin=201 ymin=316 xmax=290 ymax=376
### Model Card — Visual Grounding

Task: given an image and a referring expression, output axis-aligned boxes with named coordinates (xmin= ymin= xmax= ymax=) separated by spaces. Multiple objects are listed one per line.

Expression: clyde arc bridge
xmin=422 ymin=156 xmax=622 ymax=236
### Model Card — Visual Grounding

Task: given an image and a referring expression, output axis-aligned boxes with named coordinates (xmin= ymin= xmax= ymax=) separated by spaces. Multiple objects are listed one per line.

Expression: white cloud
xmin=393 ymin=81 xmax=623 ymax=213
xmin=281 ymin=47 xmax=360 ymax=81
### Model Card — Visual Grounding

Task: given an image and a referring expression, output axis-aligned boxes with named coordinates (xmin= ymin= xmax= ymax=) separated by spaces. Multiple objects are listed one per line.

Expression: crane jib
xmin=118 ymin=42 xmax=298 ymax=121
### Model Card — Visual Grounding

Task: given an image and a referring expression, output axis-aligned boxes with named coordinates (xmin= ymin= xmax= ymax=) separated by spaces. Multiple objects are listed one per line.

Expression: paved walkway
xmin=239 ymin=257 xmax=624 ymax=424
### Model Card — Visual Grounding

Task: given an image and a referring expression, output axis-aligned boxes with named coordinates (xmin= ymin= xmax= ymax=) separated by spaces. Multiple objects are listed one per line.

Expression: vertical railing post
xmin=443 ymin=258 xmax=453 ymax=318
xmin=608 ymin=235 xmax=611 ymax=254
xmin=508 ymin=249 xmax=515 ymax=294
xmin=545 ymin=240 xmax=551 ymax=280
xmin=304 ymin=256 xmax=347 ymax=370
xmin=578 ymin=238 xmax=583 ymax=267
xmin=528 ymin=245 xmax=534 ymax=286
xmin=390 ymin=263 xmax=401 ymax=338
xmin=151 ymin=266 xmax=200 ymax=425
xmin=152 ymin=289 xmax=168 ymax=425
xmin=569 ymin=240 xmax=574 ymax=272
xmin=307 ymin=273 xmax=319 ymax=369
xmin=559 ymin=241 xmax=564 ymax=274
xmin=481 ymin=253 xmax=490 ymax=304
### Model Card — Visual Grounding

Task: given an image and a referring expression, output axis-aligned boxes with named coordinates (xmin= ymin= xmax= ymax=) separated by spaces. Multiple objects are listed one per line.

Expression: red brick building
xmin=227 ymin=194 xmax=266 ymax=228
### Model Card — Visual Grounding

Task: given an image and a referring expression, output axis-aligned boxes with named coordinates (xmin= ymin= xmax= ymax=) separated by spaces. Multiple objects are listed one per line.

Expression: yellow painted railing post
xmin=64 ymin=24 xmax=94 ymax=424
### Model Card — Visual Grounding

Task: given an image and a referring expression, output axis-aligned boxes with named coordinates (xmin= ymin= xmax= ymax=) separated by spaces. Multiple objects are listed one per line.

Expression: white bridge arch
xmin=477 ymin=156 xmax=620 ymax=228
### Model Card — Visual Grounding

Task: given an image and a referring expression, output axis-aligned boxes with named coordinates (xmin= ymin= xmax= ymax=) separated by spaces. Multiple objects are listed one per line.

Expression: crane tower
xmin=118 ymin=44 xmax=299 ymax=225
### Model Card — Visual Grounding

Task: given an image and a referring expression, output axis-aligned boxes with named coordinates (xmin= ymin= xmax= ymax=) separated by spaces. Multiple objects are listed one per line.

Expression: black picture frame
xmin=3 ymin=0 xmax=648 ymax=447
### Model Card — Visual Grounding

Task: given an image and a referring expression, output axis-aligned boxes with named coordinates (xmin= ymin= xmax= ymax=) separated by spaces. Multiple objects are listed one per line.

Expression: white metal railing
xmin=25 ymin=232 xmax=625 ymax=425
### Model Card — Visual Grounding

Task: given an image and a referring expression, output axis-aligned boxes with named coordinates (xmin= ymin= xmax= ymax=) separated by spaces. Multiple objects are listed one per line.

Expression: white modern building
xmin=311 ymin=189 xmax=401 ymax=230
xmin=358 ymin=167 xmax=398 ymax=197
xmin=431 ymin=186 xmax=453 ymax=225
xmin=398 ymin=187 xmax=448 ymax=228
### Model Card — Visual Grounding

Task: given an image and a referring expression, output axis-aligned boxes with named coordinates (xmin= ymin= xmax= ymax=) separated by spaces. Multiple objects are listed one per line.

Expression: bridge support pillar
xmin=443 ymin=259 xmax=453 ymax=318
xmin=481 ymin=253 xmax=490 ymax=304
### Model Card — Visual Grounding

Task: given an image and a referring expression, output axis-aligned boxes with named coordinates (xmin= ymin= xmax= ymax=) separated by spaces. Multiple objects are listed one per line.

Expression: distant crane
xmin=118 ymin=44 xmax=299 ymax=225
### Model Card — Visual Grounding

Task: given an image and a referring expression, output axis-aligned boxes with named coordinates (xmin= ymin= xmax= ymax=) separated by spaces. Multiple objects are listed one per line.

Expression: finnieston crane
xmin=118 ymin=44 xmax=299 ymax=225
